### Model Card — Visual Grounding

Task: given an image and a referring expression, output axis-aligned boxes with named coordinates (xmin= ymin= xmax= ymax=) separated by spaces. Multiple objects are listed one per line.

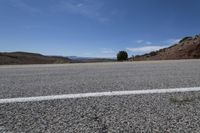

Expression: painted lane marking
xmin=0 ymin=87 xmax=200 ymax=104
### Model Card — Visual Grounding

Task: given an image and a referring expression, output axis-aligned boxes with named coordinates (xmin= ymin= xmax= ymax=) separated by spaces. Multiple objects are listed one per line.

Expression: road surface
xmin=0 ymin=60 xmax=200 ymax=132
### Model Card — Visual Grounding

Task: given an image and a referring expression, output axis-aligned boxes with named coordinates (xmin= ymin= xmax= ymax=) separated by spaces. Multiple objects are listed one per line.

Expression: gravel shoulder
xmin=1 ymin=92 xmax=200 ymax=132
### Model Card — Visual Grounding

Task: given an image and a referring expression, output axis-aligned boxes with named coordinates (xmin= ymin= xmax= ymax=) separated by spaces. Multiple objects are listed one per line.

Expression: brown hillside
xmin=0 ymin=52 xmax=71 ymax=65
xmin=132 ymin=34 xmax=200 ymax=61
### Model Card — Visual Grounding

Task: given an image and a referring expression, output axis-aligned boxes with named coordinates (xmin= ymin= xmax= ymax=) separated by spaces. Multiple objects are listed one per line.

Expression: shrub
xmin=117 ymin=51 xmax=128 ymax=61
xmin=149 ymin=51 xmax=157 ymax=56
xmin=135 ymin=55 xmax=141 ymax=58
xmin=179 ymin=37 xmax=193 ymax=43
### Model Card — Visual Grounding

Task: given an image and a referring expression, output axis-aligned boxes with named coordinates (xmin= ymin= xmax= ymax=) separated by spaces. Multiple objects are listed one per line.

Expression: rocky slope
xmin=131 ymin=34 xmax=200 ymax=61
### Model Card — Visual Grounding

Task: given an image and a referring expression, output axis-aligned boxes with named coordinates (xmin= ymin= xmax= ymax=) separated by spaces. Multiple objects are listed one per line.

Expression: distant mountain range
xmin=67 ymin=56 xmax=116 ymax=63
xmin=0 ymin=52 xmax=116 ymax=65
xmin=130 ymin=34 xmax=200 ymax=61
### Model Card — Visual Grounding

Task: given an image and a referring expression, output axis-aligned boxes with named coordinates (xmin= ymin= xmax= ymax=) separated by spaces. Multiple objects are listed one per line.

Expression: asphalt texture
xmin=0 ymin=60 xmax=200 ymax=132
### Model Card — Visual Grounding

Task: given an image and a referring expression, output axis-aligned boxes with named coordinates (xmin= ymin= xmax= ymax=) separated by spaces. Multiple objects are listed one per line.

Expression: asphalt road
xmin=0 ymin=60 xmax=200 ymax=132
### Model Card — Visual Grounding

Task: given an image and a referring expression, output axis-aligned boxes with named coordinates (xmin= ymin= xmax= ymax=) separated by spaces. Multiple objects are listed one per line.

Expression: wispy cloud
xmin=128 ymin=38 xmax=180 ymax=54
xmin=163 ymin=38 xmax=181 ymax=44
xmin=101 ymin=48 xmax=115 ymax=54
xmin=146 ymin=41 xmax=153 ymax=45
xmin=135 ymin=40 xmax=152 ymax=45
xmin=135 ymin=38 xmax=180 ymax=46
xmin=9 ymin=0 xmax=41 ymax=13
xmin=127 ymin=45 xmax=168 ymax=53
xmin=57 ymin=0 xmax=109 ymax=22
xmin=136 ymin=40 xmax=144 ymax=43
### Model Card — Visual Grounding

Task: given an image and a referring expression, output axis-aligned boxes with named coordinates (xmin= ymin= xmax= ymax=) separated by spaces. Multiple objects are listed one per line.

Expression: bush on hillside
xmin=149 ymin=51 xmax=158 ymax=56
xmin=179 ymin=37 xmax=193 ymax=43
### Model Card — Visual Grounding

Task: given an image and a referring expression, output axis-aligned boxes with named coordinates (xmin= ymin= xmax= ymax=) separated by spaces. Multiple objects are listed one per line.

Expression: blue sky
xmin=0 ymin=0 xmax=200 ymax=57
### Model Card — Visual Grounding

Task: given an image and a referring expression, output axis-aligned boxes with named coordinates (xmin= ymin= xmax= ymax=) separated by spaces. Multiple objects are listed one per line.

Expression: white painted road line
xmin=1 ymin=87 xmax=200 ymax=104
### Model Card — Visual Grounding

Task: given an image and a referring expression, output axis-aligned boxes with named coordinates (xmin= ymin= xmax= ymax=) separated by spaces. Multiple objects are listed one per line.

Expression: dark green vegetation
xmin=117 ymin=51 xmax=128 ymax=61
xmin=179 ymin=36 xmax=193 ymax=43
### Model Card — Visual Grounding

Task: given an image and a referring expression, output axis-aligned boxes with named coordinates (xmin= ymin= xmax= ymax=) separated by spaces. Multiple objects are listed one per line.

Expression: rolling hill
xmin=0 ymin=52 xmax=116 ymax=65
xmin=0 ymin=52 xmax=71 ymax=65
xmin=131 ymin=34 xmax=200 ymax=61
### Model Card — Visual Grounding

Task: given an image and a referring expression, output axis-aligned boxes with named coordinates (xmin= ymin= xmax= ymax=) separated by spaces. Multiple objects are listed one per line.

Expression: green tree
xmin=117 ymin=51 xmax=128 ymax=61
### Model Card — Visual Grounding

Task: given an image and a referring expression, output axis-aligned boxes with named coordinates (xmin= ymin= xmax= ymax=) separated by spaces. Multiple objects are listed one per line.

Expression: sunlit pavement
xmin=1 ymin=60 xmax=200 ymax=132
